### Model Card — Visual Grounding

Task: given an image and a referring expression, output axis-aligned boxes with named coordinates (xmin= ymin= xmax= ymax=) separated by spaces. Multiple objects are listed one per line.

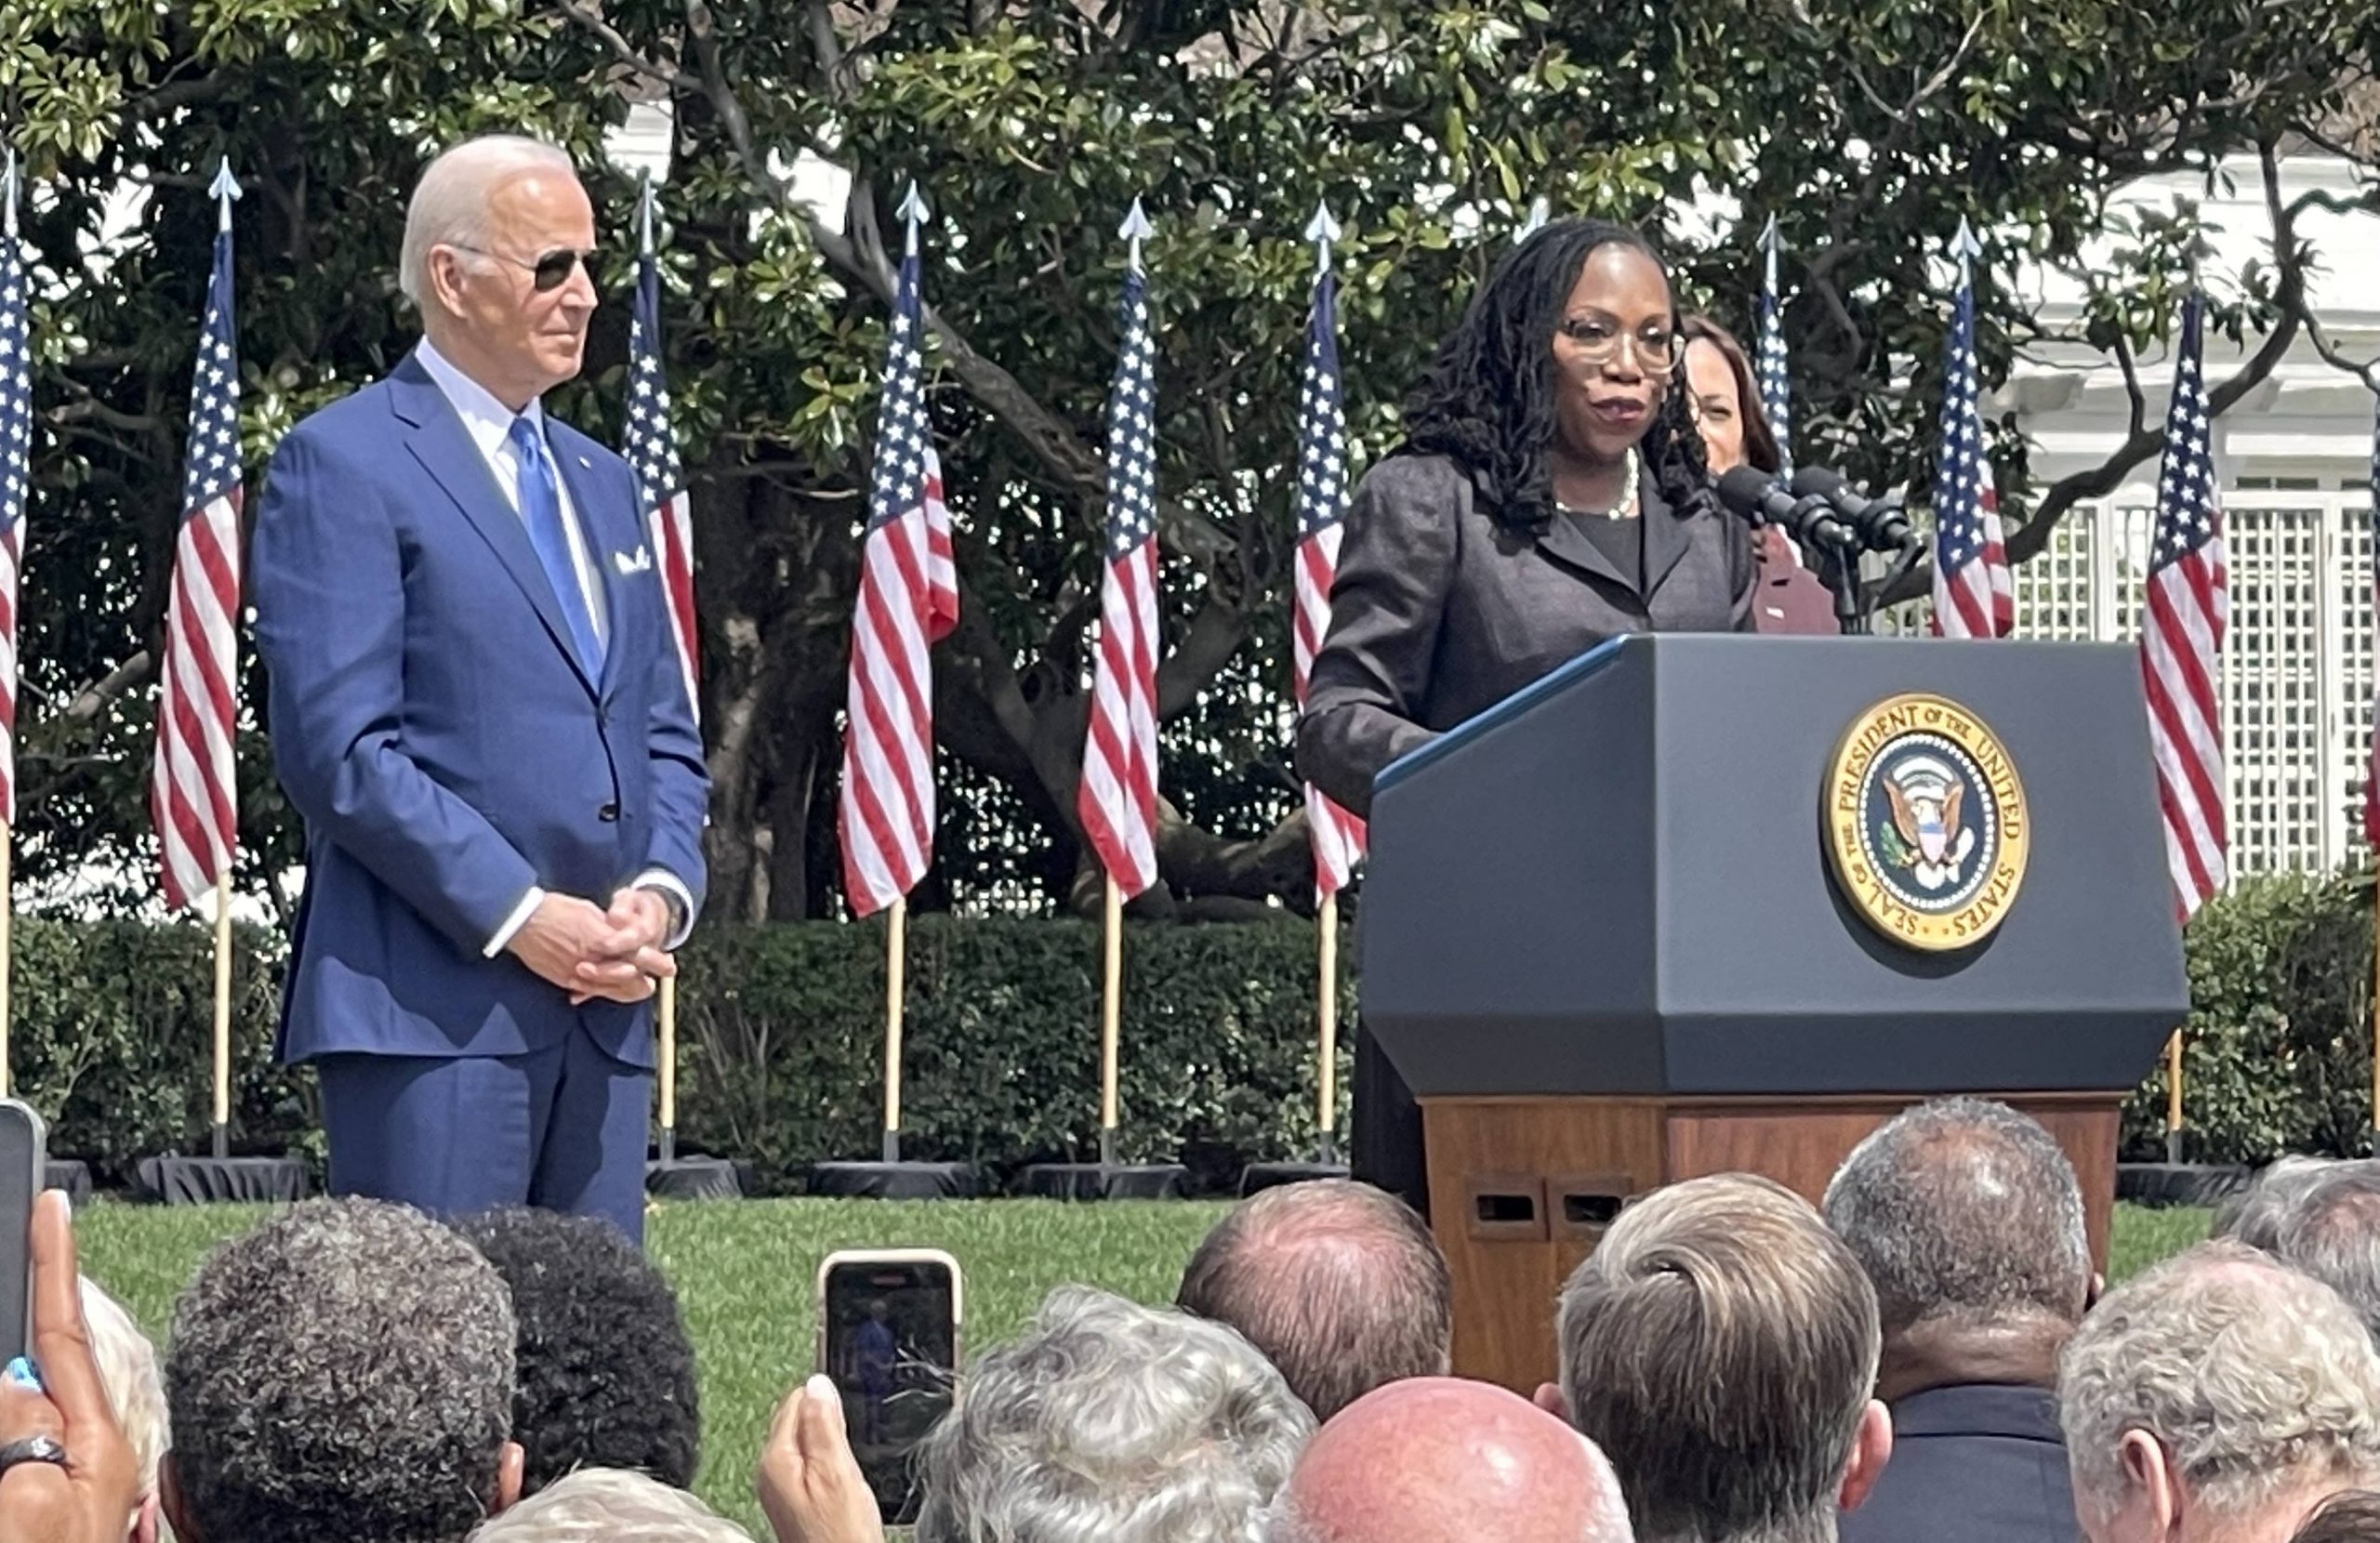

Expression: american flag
xmin=1929 ymin=235 xmax=2013 ymax=639
xmin=151 ymin=167 xmax=244 ymax=914
xmin=2364 ymin=395 xmax=2380 ymax=851
xmin=2139 ymin=292 xmax=2228 ymax=920
xmin=1078 ymin=221 xmax=1161 ymax=901
xmin=1755 ymin=216 xmax=1792 ymax=476
xmin=628 ymin=181 xmax=697 ymax=718
xmin=1290 ymin=231 xmax=1365 ymax=898
xmin=839 ymin=190 xmax=958 ymax=917
xmin=0 ymin=158 xmax=29 ymax=826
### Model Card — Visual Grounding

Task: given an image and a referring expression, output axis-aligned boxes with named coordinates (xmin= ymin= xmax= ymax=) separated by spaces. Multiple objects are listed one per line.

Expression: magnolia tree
xmin=5 ymin=0 xmax=2376 ymax=920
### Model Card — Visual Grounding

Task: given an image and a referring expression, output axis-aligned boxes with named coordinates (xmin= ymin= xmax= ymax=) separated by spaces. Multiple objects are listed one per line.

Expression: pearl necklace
xmin=1556 ymin=448 xmax=1640 ymax=520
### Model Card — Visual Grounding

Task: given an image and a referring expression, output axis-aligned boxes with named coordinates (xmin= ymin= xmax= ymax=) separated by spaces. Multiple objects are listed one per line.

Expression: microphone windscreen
xmin=1788 ymin=466 xmax=1850 ymax=500
xmin=1715 ymin=466 xmax=1780 ymax=518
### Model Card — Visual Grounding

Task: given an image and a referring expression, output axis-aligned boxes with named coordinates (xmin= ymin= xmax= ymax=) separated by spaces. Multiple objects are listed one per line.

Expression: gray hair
xmin=2212 ymin=1155 xmax=2346 ymax=1251
xmin=1557 ymin=1173 xmax=1879 ymax=1543
xmin=83 ymin=1277 xmax=170 ymax=1515
xmin=468 ymin=1468 xmax=754 ymax=1543
xmin=165 ymin=1198 xmax=518 ymax=1543
xmin=1177 ymin=1180 xmax=1452 ymax=1421
xmin=915 ymin=1285 xmax=1314 ymax=1543
xmin=1820 ymin=1098 xmax=2089 ymax=1337
xmin=2274 ymin=1167 xmax=2380 ymax=1344
xmin=400 ymin=135 xmax=577 ymax=306
xmin=2060 ymin=1241 xmax=2380 ymax=1524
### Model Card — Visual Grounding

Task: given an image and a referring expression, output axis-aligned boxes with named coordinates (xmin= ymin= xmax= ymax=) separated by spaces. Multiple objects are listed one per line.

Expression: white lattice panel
xmin=1859 ymin=487 xmax=2376 ymax=883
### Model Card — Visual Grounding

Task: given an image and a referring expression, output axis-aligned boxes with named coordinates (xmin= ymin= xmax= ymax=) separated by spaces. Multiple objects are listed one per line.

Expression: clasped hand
xmin=507 ymin=889 xmax=676 ymax=1005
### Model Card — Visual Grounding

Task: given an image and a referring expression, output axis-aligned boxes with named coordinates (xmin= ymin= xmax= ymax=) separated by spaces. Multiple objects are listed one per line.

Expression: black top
xmin=1569 ymin=510 xmax=1645 ymax=593
xmin=1296 ymin=453 xmax=1757 ymax=816
xmin=1838 ymin=1384 xmax=2076 ymax=1543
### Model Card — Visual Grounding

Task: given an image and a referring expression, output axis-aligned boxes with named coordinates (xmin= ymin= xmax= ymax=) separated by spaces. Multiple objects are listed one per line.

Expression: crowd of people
xmin=12 ymin=1098 xmax=2380 ymax=1543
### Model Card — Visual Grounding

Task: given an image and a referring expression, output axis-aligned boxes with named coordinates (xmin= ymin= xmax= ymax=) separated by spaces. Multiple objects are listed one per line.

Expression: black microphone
xmin=1789 ymin=467 xmax=1914 ymax=550
xmin=1714 ymin=467 xmax=1858 ymax=553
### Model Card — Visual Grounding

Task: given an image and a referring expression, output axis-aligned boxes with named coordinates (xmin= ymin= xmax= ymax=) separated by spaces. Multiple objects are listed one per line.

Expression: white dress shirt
xmin=414 ymin=340 xmax=693 ymax=961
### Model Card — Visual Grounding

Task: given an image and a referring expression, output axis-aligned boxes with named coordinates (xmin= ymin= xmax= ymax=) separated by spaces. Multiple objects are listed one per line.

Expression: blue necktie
xmin=509 ymin=415 xmax=603 ymax=678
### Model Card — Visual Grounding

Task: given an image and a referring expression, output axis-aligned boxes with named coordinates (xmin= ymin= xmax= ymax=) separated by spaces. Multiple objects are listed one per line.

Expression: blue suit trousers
xmin=316 ymin=1026 xmax=651 ymax=1244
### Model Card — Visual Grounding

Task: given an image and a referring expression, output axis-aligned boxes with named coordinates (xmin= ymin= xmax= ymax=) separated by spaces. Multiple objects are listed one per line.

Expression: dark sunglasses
xmin=449 ymin=242 xmax=598 ymax=293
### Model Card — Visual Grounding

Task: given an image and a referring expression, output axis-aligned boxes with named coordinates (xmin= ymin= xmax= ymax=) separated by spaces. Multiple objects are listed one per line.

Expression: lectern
xmin=1362 ymin=634 xmax=2188 ymax=1391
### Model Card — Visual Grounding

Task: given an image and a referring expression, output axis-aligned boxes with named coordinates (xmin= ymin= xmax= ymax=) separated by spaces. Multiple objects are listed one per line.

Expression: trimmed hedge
xmin=671 ymin=915 xmax=1354 ymax=1193
xmin=6 ymin=917 xmax=319 ymax=1182
xmin=13 ymin=873 xmax=2377 ymax=1185
xmin=2121 ymin=869 xmax=2378 ymax=1165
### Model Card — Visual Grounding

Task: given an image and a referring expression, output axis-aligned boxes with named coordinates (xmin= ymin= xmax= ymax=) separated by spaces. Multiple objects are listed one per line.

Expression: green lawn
xmin=73 ymin=1197 xmax=2211 ymax=1534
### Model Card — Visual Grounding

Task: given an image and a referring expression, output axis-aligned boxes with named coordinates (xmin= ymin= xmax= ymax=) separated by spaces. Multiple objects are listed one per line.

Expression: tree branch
xmin=61 ymin=652 xmax=153 ymax=722
xmin=552 ymin=0 xmax=698 ymax=91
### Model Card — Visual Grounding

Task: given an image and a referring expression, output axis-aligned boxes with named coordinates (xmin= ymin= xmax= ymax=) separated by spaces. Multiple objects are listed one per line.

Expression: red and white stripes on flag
xmin=1078 ymin=261 xmax=1162 ymax=900
xmin=840 ymin=236 xmax=959 ymax=917
xmin=152 ymin=218 xmax=244 ymax=912
xmin=1929 ymin=243 xmax=2015 ymax=639
xmin=0 ymin=169 xmax=30 ymax=827
xmin=627 ymin=211 xmax=698 ymax=718
xmin=2139 ymin=292 xmax=2228 ymax=920
xmin=1290 ymin=261 xmax=1365 ymax=896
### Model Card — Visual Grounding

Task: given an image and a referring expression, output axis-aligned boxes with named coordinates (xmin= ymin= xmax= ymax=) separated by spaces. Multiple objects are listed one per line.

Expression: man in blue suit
xmin=252 ymin=135 xmax=709 ymax=1243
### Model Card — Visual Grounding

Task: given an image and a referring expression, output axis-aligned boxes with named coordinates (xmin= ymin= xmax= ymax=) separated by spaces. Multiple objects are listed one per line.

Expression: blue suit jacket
xmin=252 ymin=349 xmax=709 ymax=1070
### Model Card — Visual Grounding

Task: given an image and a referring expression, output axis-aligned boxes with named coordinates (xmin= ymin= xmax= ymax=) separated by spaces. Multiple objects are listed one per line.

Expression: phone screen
xmin=820 ymin=1256 xmax=959 ymax=1525
xmin=0 ymin=1101 xmax=45 ymax=1365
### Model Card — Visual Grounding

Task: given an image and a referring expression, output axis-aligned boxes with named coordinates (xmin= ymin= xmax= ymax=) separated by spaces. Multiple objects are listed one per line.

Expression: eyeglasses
xmin=1558 ymin=315 xmax=1678 ymax=373
xmin=448 ymin=243 xmax=599 ymax=294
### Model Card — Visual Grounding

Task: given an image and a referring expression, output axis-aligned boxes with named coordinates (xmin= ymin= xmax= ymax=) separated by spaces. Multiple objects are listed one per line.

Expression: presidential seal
xmin=1824 ymin=693 xmax=2028 ymax=951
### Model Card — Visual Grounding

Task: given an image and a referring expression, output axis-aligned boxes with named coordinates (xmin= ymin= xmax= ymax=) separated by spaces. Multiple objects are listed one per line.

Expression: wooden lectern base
xmin=1421 ymin=1091 xmax=2122 ymax=1394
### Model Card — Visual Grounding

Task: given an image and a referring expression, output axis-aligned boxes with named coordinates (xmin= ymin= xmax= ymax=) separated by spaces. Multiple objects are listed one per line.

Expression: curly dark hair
xmin=164 ymin=1198 xmax=517 ymax=1543
xmin=458 ymin=1207 xmax=703 ymax=1494
xmin=1403 ymin=218 xmax=1707 ymax=532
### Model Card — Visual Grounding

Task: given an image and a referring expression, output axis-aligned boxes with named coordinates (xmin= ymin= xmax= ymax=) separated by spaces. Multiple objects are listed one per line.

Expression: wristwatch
xmin=641 ymin=883 xmax=688 ymax=946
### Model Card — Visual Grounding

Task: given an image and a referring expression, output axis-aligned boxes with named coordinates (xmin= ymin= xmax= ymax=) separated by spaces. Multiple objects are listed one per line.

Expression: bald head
xmin=1179 ymin=1180 xmax=1452 ymax=1420
xmin=1266 ymin=1378 xmax=1632 ymax=1543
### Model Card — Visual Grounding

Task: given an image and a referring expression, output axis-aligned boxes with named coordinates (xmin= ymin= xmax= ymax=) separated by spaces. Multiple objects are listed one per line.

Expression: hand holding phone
xmin=756 ymin=1374 xmax=884 ymax=1543
xmin=0 ymin=1190 xmax=139 ymax=1543
xmin=813 ymin=1249 xmax=962 ymax=1527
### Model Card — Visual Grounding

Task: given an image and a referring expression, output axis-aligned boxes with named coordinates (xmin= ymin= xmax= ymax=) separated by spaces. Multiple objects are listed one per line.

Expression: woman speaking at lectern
xmin=1296 ymin=218 xmax=1754 ymax=1212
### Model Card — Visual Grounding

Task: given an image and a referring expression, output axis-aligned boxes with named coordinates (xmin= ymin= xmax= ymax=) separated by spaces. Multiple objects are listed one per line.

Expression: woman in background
xmin=1679 ymin=314 xmax=1836 ymax=633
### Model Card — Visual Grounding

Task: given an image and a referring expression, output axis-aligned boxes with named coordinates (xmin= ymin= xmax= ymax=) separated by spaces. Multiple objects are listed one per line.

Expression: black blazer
xmin=1297 ymin=451 xmax=1755 ymax=815
xmin=1837 ymin=1384 xmax=2078 ymax=1543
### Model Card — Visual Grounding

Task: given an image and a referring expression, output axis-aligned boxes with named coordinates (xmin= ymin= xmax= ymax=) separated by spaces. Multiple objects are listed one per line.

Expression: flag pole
xmin=1099 ymin=876 xmax=1121 ymax=1168
xmin=884 ymin=896 xmax=907 ymax=1163
xmin=655 ymin=976 xmax=678 ymax=1164
xmin=2164 ymin=1028 xmax=2184 ymax=1166
xmin=212 ymin=867 xmax=232 ymax=1160
xmin=1316 ymin=891 xmax=1338 ymax=1164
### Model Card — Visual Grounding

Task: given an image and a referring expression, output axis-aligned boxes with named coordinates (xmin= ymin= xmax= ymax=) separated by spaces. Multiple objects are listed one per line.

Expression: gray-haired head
xmin=2059 ymin=1241 xmax=2380 ymax=1535
xmin=468 ymin=1468 xmax=755 ymax=1543
xmin=2274 ymin=1166 xmax=2380 ymax=1345
xmin=914 ymin=1284 xmax=1314 ymax=1543
xmin=1557 ymin=1173 xmax=1883 ymax=1543
xmin=1178 ymin=1179 xmax=1453 ymax=1421
xmin=163 ymin=1198 xmax=519 ymax=1543
xmin=1821 ymin=1098 xmax=2089 ymax=1339
xmin=398 ymin=135 xmax=576 ymax=306
xmin=2211 ymin=1155 xmax=2344 ymax=1251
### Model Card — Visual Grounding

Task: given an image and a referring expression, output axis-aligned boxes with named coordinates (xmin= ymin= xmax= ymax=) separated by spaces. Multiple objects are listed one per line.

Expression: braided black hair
xmin=1403 ymin=218 xmax=1708 ymax=532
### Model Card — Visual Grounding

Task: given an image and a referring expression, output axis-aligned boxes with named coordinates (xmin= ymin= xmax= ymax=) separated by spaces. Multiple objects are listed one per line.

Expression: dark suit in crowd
xmin=1296 ymin=451 xmax=1755 ymax=1210
xmin=1837 ymin=1384 xmax=2078 ymax=1543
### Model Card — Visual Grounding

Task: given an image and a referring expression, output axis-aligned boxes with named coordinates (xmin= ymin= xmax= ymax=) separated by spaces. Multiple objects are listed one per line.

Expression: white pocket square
xmin=614 ymin=546 xmax=654 ymax=576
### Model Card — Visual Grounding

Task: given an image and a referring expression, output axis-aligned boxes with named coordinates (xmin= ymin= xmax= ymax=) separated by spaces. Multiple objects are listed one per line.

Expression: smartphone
xmin=815 ymin=1248 xmax=963 ymax=1526
xmin=0 ymin=1101 xmax=46 ymax=1365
